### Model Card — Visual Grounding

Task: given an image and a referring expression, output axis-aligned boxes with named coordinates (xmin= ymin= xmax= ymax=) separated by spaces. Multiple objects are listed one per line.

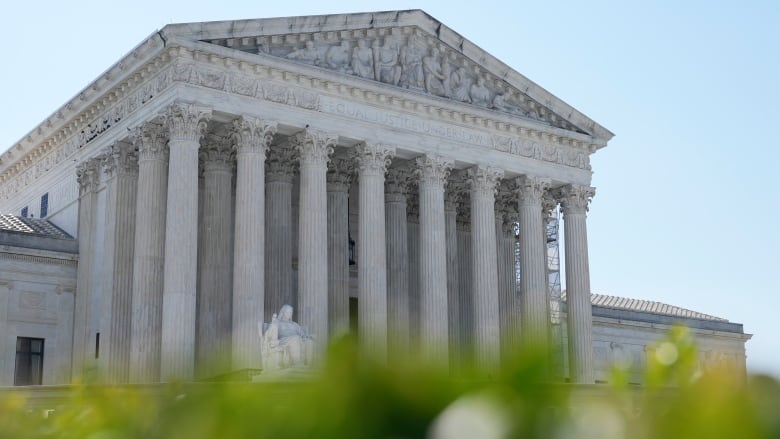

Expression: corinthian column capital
xmin=200 ymin=133 xmax=235 ymax=170
xmin=163 ymin=103 xmax=211 ymax=143
xmin=558 ymin=184 xmax=596 ymax=216
xmin=514 ymin=175 xmax=551 ymax=206
xmin=132 ymin=121 xmax=168 ymax=163
xmin=444 ymin=171 xmax=467 ymax=212
xmin=415 ymin=155 xmax=453 ymax=186
xmin=294 ymin=129 xmax=337 ymax=164
xmin=266 ymin=140 xmax=297 ymax=182
xmin=542 ymin=191 xmax=558 ymax=218
xmin=76 ymin=157 xmax=102 ymax=194
xmin=468 ymin=165 xmax=504 ymax=196
xmin=232 ymin=116 xmax=277 ymax=156
xmin=354 ymin=142 xmax=395 ymax=176
xmin=102 ymin=140 xmax=138 ymax=177
xmin=327 ymin=156 xmax=354 ymax=192
xmin=385 ymin=165 xmax=413 ymax=201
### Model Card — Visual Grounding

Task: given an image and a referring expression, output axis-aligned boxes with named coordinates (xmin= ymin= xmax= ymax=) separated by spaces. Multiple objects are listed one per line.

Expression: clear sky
xmin=1 ymin=1 xmax=778 ymax=376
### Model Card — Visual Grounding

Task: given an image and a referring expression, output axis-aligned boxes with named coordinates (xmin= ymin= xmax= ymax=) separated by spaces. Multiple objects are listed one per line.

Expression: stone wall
xmin=0 ymin=242 xmax=77 ymax=385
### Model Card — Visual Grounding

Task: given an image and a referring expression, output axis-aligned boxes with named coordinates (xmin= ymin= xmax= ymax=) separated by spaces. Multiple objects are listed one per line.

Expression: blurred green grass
xmin=1 ymin=328 xmax=776 ymax=439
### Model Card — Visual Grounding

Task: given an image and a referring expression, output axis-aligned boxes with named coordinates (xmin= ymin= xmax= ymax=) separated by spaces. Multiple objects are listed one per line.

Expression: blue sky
xmin=1 ymin=1 xmax=778 ymax=376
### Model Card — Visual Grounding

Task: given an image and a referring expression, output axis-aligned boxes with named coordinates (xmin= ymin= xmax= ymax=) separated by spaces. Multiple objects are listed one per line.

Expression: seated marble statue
xmin=259 ymin=304 xmax=313 ymax=370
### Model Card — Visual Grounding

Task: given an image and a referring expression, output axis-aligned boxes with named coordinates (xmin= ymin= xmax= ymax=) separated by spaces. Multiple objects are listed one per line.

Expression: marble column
xmin=327 ymin=156 xmax=352 ymax=338
xmin=129 ymin=122 xmax=168 ymax=382
xmin=385 ymin=166 xmax=411 ymax=358
xmin=72 ymin=157 xmax=101 ymax=380
xmin=415 ymin=155 xmax=452 ymax=367
xmin=406 ymin=192 xmax=420 ymax=347
xmin=559 ymin=184 xmax=596 ymax=384
xmin=456 ymin=201 xmax=473 ymax=357
xmin=294 ymin=129 xmax=336 ymax=359
xmin=232 ymin=117 xmax=276 ymax=371
xmin=196 ymin=133 xmax=234 ymax=378
xmin=355 ymin=143 xmax=394 ymax=361
xmin=101 ymin=141 xmax=138 ymax=383
xmin=495 ymin=194 xmax=514 ymax=356
xmin=265 ymin=140 xmax=296 ymax=319
xmin=502 ymin=209 xmax=520 ymax=348
xmin=160 ymin=103 xmax=211 ymax=380
xmin=444 ymin=176 xmax=464 ymax=366
xmin=468 ymin=166 xmax=503 ymax=372
xmin=516 ymin=176 xmax=551 ymax=348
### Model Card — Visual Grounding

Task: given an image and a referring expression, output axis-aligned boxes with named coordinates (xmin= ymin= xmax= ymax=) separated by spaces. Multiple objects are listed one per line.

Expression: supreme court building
xmin=0 ymin=10 xmax=750 ymax=386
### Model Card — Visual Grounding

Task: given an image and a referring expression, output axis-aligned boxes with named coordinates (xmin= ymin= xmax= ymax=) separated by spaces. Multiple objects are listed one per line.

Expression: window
xmin=14 ymin=337 xmax=44 ymax=386
xmin=40 ymin=193 xmax=49 ymax=218
xmin=349 ymin=297 xmax=358 ymax=335
xmin=20 ymin=206 xmax=28 ymax=218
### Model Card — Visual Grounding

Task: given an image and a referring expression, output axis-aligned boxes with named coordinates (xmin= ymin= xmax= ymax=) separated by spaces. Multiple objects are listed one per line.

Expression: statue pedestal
xmin=250 ymin=366 xmax=317 ymax=382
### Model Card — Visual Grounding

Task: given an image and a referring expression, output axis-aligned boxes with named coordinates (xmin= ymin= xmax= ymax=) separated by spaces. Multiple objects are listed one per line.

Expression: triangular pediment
xmin=162 ymin=10 xmax=612 ymax=142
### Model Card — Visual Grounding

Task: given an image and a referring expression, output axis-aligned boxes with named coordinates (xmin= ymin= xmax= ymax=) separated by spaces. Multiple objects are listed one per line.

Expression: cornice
xmin=0 ymin=32 xmax=165 ymax=174
xmin=179 ymin=38 xmax=602 ymax=147
xmin=0 ymin=44 xmax=175 ymax=199
xmin=161 ymin=10 xmax=613 ymax=142
xmin=1 ymin=41 xmax=598 ymax=201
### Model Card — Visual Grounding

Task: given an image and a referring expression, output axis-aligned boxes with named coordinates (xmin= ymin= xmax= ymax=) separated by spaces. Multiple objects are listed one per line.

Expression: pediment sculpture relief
xmin=202 ymin=29 xmax=584 ymax=134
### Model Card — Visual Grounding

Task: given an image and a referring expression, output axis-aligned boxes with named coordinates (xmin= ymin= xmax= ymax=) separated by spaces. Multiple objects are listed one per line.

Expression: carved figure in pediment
xmin=450 ymin=66 xmax=472 ymax=103
xmin=441 ymin=55 xmax=453 ymax=96
xmin=373 ymin=38 xmax=402 ymax=85
xmin=287 ymin=40 xmax=324 ymax=66
xmin=399 ymin=36 xmax=425 ymax=89
xmin=352 ymin=39 xmax=375 ymax=80
xmin=422 ymin=47 xmax=447 ymax=96
xmin=325 ymin=40 xmax=352 ymax=73
xmin=492 ymin=89 xmax=513 ymax=113
xmin=470 ymin=75 xmax=492 ymax=107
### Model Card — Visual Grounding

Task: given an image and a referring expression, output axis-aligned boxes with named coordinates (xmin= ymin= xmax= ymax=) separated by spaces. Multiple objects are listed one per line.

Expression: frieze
xmin=321 ymin=97 xmax=494 ymax=149
xmin=0 ymin=60 xmax=175 ymax=201
xmin=0 ymin=44 xmax=590 ymax=203
xmin=202 ymin=27 xmax=585 ymax=134
xmin=321 ymin=97 xmax=591 ymax=171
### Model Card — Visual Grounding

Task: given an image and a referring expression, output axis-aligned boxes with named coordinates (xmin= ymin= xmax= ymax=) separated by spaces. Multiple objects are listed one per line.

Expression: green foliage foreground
xmin=1 ymin=329 xmax=777 ymax=439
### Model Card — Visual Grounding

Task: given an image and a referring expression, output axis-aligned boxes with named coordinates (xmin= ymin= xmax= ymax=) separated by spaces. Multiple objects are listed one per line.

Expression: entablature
xmin=1 ymin=33 xmax=603 ymax=201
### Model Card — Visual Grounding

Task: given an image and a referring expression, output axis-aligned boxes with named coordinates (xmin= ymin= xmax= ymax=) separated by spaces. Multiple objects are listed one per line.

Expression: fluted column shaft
xmin=469 ymin=166 xmax=503 ymax=371
xmin=327 ymin=157 xmax=352 ymax=338
xmin=103 ymin=142 xmax=138 ymax=383
xmin=355 ymin=144 xmax=394 ymax=361
xmin=129 ymin=123 xmax=168 ymax=382
xmin=265 ymin=142 xmax=296 ymax=319
xmin=73 ymin=157 xmax=101 ymax=380
xmin=496 ymin=208 xmax=513 ymax=355
xmin=503 ymin=217 xmax=519 ymax=346
xmin=444 ymin=185 xmax=462 ymax=366
xmin=560 ymin=185 xmax=596 ymax=384
xmin=516 ymin=176 xmax=551 ymax=348
xmin=160 ymin=104 xmax=211 ymax=380
xmin=385 ymin=167 xmax=410 ymax=358
xmin=295 ymin=130 xmax=335 ymax=359
xmin=406 ymin=196 xmax=420 ymax=347
xmin=456 ymin=200 xmax=473 ymax=355
xmin=231 ymin=118 xmax=275 ymax=370
xmin=416 ymin=156 xmax=452 ymax=367
xmin=197 ymin=135 xmax=234 ymax=378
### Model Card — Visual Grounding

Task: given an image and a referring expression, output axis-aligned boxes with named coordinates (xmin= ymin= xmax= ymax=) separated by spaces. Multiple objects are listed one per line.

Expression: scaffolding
xmin=511 ymin=206 xmax=565 ymax=378
xmin=545 ymin=206 xmax=565 ymax=378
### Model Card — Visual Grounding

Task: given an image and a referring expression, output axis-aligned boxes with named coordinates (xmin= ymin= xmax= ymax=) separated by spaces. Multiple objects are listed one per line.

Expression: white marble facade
xmin=0 ymin=11 xmax=748 ymax=384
